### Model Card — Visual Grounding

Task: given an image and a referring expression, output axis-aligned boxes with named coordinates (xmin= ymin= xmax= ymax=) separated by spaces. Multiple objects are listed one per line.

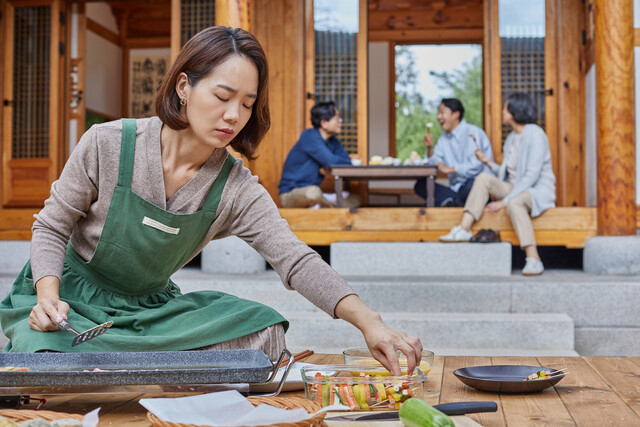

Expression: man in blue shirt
xmin=414 ymin=98 xmax=495 ymax=207
xmin=279 ymin=101 xmax=360 ymax=208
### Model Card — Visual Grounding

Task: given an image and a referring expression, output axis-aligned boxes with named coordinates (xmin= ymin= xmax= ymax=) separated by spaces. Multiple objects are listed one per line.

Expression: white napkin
xmin=82 ymin=407 xmax=100 ymax=427
xmin=139 ymin=390 xmax=349 ymax=426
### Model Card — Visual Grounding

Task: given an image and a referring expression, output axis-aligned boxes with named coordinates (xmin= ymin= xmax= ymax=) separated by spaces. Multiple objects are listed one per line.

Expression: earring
xmin=180 ymin=98 xmax=187 ymax=106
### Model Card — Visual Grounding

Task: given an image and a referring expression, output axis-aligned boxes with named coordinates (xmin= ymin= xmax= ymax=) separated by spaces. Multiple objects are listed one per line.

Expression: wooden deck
xmin=280 ymin=207 xmax=597 ymax=249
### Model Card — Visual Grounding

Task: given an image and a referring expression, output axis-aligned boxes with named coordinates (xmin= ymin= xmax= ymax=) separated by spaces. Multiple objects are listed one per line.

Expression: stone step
xmin=330 ymin=242 xmax=512 ymax=276
xmin=281 ymin=312 xmax=575 ymax=356
xmin=0 ymin=241 xmax=29 ymax=275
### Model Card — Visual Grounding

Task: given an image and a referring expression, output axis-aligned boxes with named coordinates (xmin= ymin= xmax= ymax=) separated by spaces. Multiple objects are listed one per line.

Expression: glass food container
xmin=343 ymin=348 xmax=434 ymax=376
xmin=301 ymin=364 xmax=427 ymax=410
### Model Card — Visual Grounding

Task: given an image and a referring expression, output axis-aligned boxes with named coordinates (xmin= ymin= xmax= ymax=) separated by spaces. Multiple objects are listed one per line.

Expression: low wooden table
xmin=13 ymin=354 xmax=640 ymax=426
xmin=330 ymin=165 xmax=438 ymax=207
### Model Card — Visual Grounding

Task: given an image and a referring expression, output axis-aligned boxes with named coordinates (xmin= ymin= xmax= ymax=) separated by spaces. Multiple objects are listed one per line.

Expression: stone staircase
xmin=170 ymin=268 xmax=578 ymax=356
xmin=1 ymin=239 xmax=639 ymax=357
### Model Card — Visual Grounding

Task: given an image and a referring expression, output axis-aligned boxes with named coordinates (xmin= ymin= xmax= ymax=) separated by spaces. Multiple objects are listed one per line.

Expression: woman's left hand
xmin=486 ymin=200 xmax=506 ymax=213
xmin=335 ymin=295 xmax=423 ymax=376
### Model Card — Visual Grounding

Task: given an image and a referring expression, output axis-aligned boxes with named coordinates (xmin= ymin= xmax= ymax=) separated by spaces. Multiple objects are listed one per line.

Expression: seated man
xmin=414 ymin=98 xmax=495 ymax=207
xmin=279 ymin=101 xmax=360 ymax=208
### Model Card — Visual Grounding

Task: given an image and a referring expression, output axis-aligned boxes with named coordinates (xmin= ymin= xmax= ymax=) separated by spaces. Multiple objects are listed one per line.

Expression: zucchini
xmin=399 ymin=398 xmax=455 ymax=427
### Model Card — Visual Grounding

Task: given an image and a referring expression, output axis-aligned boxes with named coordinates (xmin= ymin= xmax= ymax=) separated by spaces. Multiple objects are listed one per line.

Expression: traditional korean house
xmin=0 ymin=0 xmax=635 ymax=252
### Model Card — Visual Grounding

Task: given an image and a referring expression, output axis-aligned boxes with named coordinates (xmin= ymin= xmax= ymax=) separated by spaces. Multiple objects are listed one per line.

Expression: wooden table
xmin=330 ymin=165 xmax=438 ymax=207
xmin=12 ymin=354 xmax=640 ymax=426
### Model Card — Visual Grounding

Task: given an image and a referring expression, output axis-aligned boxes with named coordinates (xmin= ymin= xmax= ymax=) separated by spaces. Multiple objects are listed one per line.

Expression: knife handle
xmin=434 ymin=401 xmax=498 ymax=415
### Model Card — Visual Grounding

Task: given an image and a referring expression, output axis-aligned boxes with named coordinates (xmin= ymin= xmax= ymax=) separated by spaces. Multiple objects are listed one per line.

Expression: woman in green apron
xmin=0 ymin=26 xmax=422 ymax=375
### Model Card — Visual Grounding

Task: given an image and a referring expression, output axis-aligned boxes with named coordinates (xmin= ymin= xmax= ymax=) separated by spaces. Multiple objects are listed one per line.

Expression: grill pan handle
xmin=252 ymin=348 xmax=293 ymax=397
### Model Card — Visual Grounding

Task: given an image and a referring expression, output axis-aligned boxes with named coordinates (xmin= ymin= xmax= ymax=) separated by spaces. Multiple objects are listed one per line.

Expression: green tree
xmin=429 ymin=48 xmax=483 ymax=128
xmin=395 ymin=47 xmax=436 ymax=160
xmin=395 ymin=46 xmax=482 ymax=160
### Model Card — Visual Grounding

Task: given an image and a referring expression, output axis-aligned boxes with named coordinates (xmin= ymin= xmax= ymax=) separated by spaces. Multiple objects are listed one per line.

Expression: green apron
xmin=0 ymin=118 xmax=287 ymax=352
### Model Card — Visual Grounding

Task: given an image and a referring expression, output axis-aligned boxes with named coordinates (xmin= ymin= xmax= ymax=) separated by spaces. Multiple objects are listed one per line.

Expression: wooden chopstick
xmin=277 ymin=349 xmax=314 ymax=367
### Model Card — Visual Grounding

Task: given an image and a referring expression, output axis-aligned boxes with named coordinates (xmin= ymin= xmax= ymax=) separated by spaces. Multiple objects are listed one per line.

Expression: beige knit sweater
xmin=31 ymin=117 xmax=355 ymax=317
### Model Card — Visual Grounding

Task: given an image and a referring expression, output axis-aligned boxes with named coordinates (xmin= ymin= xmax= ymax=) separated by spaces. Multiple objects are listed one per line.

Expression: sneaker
xmin=522 ymin=257 xmax=544 ymax=276
xmin=439 ymin=225 xmax=473 ymax=242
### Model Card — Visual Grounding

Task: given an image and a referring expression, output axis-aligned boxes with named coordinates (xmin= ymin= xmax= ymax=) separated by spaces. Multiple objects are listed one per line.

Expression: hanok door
xmin=2 ymin=0 xmax=64 ymax=208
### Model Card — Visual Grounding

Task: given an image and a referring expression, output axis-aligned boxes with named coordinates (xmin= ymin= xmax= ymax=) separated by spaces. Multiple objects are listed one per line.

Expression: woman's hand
xmin=30 ymin=276 xmax=69 ymax=332
xmin=475 ymin=148 xmax=489 ymax=165
xmin=30 ymin=298 xmax=70 ymax=332
xmin=335 ymin=295 xmax=423 ymax=376
xmin=486 ymin=200 xmax=506 ymax=213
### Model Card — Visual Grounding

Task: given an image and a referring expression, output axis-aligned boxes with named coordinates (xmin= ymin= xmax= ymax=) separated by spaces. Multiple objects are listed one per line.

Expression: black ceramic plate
xmin=453 ymin=365 xmax=566 ymax=393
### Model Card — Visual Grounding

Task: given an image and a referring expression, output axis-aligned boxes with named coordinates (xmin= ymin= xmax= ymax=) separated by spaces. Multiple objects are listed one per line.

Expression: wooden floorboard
xmin=280 ymin=207 xmax=597 ymax=248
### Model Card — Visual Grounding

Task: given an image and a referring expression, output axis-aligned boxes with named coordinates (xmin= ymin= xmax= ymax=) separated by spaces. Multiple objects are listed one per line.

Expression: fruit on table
xmin=370 ymin=155 xmax=383 ymax=165
xmin=399 ymin=398 xmax=455 ymax=427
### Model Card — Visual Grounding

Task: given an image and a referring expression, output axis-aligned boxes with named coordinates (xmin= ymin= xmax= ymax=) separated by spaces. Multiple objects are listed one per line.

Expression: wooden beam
xmin=215 ymin=0 xmax=252 ymax=31
xmin=555 ymin=0 xmax=585 ymax=207
xmin=124 ymin=37 xmax=170 ymax=48
xmin=595 ymin=0 xmax=636 ymax=235
xmin=388 ymin=41 xmax=396 ymax=158
xmin=87 ymin=17 xmax=120 ymax=46
xmin=486 ymin=0 xmax=502 ymax=164
xmin=357 ymin=0 xmax=368 ymax=162
xmin=369 ymin=28 xmax=483 ymax=43
xmin=545 ymin=0 xmax=559 ymax=204
xmin=170 ymin=0 xmax=180 ymax=61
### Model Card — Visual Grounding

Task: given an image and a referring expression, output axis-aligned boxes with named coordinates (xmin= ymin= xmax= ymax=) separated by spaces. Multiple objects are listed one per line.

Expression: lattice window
xmin=181 ymin=0 xmax=216 ymax=47
xmin=12 ymin=6 xmax=51 ymax=159
xmin=500 ymin=37 xmax=545 ymax=143
xmin=315 ymin=30 xmax=358 ymax=154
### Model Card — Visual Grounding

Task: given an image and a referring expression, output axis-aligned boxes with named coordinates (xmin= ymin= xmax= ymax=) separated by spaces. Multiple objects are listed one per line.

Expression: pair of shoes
xmin=470 ymin=229 xmax=501 ymax=243
xmin=439 ymin=225 xmax=473 ymax=242
xmin=522 ymin=257 xmax=544 ymax=276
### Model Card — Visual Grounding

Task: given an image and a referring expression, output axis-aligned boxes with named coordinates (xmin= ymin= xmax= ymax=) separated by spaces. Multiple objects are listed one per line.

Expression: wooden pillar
xmin=215 ymin=0 xmax=252 ymax=31
xmin=595 ymin=0 xmax=636 ymax=235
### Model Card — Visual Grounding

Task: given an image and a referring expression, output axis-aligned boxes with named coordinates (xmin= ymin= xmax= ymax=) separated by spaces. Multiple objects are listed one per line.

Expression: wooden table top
xmin=329 ymin=165 xmax=437 ymax=179
xmin=10 ymin=354 xmax=640 ymax=426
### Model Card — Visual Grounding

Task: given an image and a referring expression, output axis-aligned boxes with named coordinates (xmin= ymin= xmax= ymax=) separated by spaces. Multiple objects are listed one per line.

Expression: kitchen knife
xmin=325 ymin=401 xmax=497 ymax=422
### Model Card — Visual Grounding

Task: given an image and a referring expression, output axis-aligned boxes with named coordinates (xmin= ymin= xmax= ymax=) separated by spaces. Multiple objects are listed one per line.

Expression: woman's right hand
xmin=30 ymin=276 xmax=69 ymax=332
xmin=29 ymin=298 xmax=70 ymax=332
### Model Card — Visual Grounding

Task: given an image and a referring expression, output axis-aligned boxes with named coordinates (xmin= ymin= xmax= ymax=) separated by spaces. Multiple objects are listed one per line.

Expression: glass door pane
xmin=314 ymin=0 xmax=359 ymax=153
xmin=499 ymin=0 xmax=545 ymax=142
xmin=12 ymin=5 xmax=51 ymax=159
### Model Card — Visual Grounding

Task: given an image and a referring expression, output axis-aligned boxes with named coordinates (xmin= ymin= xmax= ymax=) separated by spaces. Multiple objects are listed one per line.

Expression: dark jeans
xmin=414 ymin=177 xmax=475 ymax=207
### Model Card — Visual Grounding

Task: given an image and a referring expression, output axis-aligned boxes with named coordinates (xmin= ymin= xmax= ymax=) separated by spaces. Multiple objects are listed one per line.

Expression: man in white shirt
xmin=415 ymin=98 xmax=495 ymax=207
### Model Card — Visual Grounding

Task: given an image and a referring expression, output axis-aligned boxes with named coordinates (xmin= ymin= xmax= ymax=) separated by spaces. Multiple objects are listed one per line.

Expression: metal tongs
xmin=56 ymin=319 xmax=114 ymax=347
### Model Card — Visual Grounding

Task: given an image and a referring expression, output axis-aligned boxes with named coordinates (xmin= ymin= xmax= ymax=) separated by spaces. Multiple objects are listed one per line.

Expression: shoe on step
xmin=439 ymin=225 xmax=473 ymax=242
xmin=522 ymin=257 xmax=544 ymax=276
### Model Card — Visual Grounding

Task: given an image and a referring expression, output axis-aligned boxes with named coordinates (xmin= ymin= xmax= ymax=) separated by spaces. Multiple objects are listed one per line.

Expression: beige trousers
xmin=464 ymin=172 xmax=536 ymax=248
xmin=280 ymin=185 xmax=360 ymax=209
xmin=194 ymin=323 xmax=286 ymax=361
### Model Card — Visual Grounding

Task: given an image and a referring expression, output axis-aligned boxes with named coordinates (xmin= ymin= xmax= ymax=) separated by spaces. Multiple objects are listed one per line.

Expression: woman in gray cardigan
xmin=440 ymin=92 xmax=556 ymax=275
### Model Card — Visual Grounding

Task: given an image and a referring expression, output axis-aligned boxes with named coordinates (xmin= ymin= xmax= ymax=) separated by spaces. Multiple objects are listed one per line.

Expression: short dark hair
xmin=440 ymin=98 xmax=464 ymax=120
xmin=310 ymin=101 xmax=338 ymax=128
xmin=506 ymin=92 xmax=537 ymax=124
xmin=155 ymin=26 xmax=270 ymax=160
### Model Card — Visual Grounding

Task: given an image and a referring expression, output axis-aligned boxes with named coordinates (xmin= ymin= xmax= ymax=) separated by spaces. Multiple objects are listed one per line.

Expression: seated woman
xmin=439 ymin=92 xmax=556 ymax=276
